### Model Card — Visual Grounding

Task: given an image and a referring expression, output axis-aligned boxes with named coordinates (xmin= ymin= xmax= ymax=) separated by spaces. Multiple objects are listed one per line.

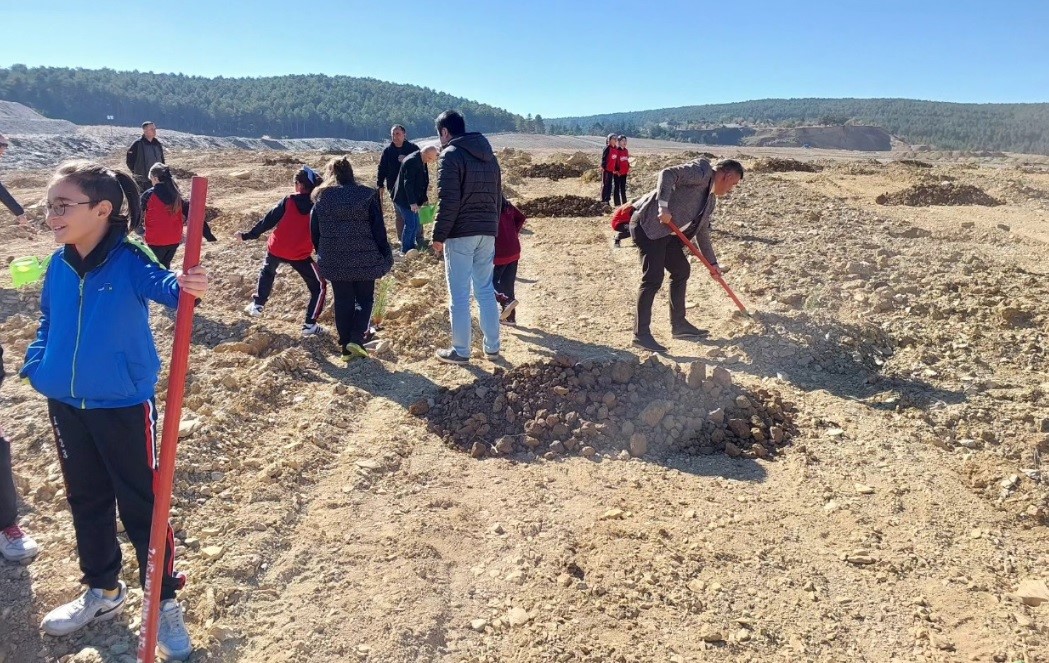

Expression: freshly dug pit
xmin=750 ymin=158 xmax=822 ymax=174
xmin=419 ymin=355 xmax=798 ymax=462
xmin=519 ymin=195 xmax=608 ymax=218
xmin=876 ymin=182 xmax=1002 ymax=207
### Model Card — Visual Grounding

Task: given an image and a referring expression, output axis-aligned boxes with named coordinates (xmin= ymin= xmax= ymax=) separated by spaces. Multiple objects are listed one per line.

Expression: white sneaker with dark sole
xmin=41 ymin=582 xmax=127 ymax=636
xmin=245 ymin=303 xmax=263 ymax=317
xmin=301 ymin=323 xmax=322 ymax=336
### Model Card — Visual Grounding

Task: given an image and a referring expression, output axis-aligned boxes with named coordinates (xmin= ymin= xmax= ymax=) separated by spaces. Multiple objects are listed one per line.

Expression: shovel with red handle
xmin=664 ymin=219 xmax=751 ymax=316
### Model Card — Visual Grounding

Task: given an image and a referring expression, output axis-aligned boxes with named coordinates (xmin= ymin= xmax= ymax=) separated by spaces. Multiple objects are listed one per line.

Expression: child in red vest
xmin=494 ymin=196 xmax=527 ymax=325
xmin=613 ymin=135 xmax=630 ymax=206
xmin=600 ymin=134 xmax=620 ymax=203
xmin=138 ymin=164 xmax=216 ymax=268
xmin=237 ymin=166 xmax=328 ymax=336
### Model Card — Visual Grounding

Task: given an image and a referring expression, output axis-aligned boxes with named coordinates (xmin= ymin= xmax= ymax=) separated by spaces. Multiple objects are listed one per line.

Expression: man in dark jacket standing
xmin=125 ymin=122 xmax=165 ymax=193
xmin=629 ymin=158 xmax=744 ymax=353
xmin=392 ymin=145 xmax=438 ymax=255
xmin=431 ymin=110 xmax=502 ymax=364
xmin=376 ymin=124 xmax=421 ymax=248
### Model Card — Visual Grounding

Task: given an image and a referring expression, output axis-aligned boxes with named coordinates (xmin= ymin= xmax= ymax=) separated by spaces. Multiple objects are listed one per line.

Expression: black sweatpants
xmin=600 ymin=171 xmax=614 ymax=203
xmin=330 ymin=280 xmax=375 ymax=347
xmin=631 ymin=227 xmax=692 ymax=338
xmin=493 ymin=261 xmax=518 ymax=323
xmin=149 ymin=244 xmax=179 ymax=270
xmin=0 ymin=435 xmax=19 ymax=529
xmin=253 ymin=252 xmax=327 ymax=325
xmin=48 ymin=399 xmax=182 ymax=600
xmin=613 ymin=174 xmax=628 ymax=206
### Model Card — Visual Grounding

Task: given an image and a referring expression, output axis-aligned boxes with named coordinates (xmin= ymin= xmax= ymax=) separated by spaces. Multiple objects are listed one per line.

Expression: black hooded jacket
xmin=432 ymin=132 xmax=501 ymax=243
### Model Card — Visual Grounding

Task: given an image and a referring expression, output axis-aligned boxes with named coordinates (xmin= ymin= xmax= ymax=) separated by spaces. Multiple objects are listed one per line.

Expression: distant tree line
xmin=0 ymin=65 xmax=534 ymax=141
xmin=551 ymin=98 xmax=1049 ymax=154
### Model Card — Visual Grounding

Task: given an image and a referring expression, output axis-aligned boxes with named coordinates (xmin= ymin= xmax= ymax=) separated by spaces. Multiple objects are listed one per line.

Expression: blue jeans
xmin=443 ymin=235 xmax=500 ymax=356
xmin=395 ymin=204 xmax=420 ymax=253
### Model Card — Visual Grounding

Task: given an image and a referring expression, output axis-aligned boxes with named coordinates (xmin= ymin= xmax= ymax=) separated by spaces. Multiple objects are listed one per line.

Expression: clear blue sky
xmin=2 ymin=0 xmax=1046 ymax=118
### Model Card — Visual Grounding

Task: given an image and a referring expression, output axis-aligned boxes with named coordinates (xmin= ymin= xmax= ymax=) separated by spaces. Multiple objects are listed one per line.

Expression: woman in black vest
xmin=310 ymin=158 xmax=393 ymax=361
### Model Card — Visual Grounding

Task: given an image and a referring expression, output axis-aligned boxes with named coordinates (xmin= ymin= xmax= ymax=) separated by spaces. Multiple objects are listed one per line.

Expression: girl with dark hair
xmin=493 ymin=196 xmax=526 ymax=325
xmin=0 ymin=341 xmax=39 ymax=563
xmin=237 ymin=166 xmax=328 ymax=336
xmin=310 ymin=158 xmax=393 ymax=360
xmin=139 ymin=163 xmax=216 ymax=269
xmin=20 ymin=160 xmax=208 ymax=661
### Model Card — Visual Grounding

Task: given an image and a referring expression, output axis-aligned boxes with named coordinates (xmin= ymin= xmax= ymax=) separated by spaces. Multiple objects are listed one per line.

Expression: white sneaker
xmin=157 ymin=599 xmax=193 ymax=661
xmin=244 ymin=303 xmax=263 ymax=317
xmin=41 ymin=582 xmax=127 ymax=636
xmin=301 ymin=323 xmax=322 ymax=337
xmin=0 ymin=524 xmax=39 ymax=562
xmin=404 ymin=249 xmax=420 ymax=260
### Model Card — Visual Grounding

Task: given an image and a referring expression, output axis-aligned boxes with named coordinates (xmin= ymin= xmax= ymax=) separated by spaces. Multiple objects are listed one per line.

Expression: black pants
xmin=493 ymin=261 xmax=518 ymax=323
xmin=632 ymin=227 xmax=691 ymax=338
xmin=149 ymin=244 xmax=179 ymax=270
xmin=253 ymin=253 xmax=327 ymax=325
xmin=330 ymin=280 xmax=374 ymax=347
xmin=613 ymin=174 xmax=628 ymax=206
xmin=0 ymin=436 xmax=19 ymax=529
xmin=600 ymin=171 xmax=614 ymax=203
xmin=48 ymin=399 xmax=181 ymax=600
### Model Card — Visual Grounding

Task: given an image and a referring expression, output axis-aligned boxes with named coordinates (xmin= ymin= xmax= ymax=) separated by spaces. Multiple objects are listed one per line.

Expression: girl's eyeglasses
xmin=45 ymin=200 xmax=97 ymax=216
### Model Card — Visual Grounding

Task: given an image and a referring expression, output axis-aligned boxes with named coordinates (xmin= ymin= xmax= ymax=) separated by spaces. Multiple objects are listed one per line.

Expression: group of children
xmin=3 ymin=160 xmax=208 ymax=660
xmin=0 ymin=148 xmax=530 ymax=660
xmin=600 ymin=134 xmax=631 ymax=207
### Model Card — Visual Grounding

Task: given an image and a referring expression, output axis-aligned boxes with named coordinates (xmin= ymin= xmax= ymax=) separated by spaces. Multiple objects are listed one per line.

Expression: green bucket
xmin=10 ymin=255 xmax=48 ymax=287
xmin=419 ymin=204 xmax=437 ymax=226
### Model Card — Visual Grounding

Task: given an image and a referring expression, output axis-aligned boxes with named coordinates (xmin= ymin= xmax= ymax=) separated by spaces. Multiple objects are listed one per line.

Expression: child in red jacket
xmin=237 ymin=166 xmax=327 ymax=337
xmin=138 ymin=164 xmax=217 ymax=269
xmin=493 ymin=197 xmax=527 ymax=325
xmin=600 ymin=134 xmax=620 ymax=204
xmin=613 ymin=135 xmax=630 ymax=206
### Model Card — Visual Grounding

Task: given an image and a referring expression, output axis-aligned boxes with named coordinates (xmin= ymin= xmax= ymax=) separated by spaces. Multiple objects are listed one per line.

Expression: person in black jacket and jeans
xmin=376 ymin=125 xmax=421 ymax=249
xmin=392 ymin=146 xmax=438 ymax=255
xmin=0 ymin=134 xmax=30 ymax=227
xmin=312 ymin=158 xmax=393 ymax=361
xmin=431 ymin=110 xmax=502 ymax=365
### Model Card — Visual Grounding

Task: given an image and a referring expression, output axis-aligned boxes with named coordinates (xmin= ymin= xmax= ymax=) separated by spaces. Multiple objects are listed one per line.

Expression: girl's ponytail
xmin=113 ymin=170 xmax=142 ymax=232
xmin=148 ymin=163 xmax=183 ymax=216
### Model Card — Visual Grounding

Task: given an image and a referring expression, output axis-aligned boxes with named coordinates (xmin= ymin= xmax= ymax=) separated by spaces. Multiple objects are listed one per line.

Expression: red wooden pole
xmin=137 ymin=177 xmax=207 ymax=663
xmin=665 ymin=220 xmax=751 ymax=316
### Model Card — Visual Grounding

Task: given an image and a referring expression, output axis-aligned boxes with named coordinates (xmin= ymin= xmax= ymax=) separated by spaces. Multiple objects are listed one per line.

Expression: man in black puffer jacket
xmin=431 ymin=110 xmax=502 ymax=365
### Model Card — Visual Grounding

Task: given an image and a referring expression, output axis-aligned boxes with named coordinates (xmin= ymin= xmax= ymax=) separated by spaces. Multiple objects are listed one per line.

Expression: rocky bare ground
xmin=0 ymin=145 xmax=1047 ymax=662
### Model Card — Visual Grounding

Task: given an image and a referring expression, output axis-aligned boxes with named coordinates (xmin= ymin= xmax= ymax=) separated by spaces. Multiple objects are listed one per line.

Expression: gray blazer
xmin=630 ymin=159 xmax=718 ymax=265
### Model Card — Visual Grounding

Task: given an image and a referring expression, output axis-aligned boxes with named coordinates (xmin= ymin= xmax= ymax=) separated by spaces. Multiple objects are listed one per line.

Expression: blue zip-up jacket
xmin=20 ymin=227 xmax=181 ymax=409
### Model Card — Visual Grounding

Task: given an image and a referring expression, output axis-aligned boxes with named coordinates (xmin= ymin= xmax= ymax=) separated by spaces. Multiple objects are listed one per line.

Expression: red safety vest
xmin=268 ymin=198 xmax=314 ymax=261
xmin=144 ymin=194 xmax=183 ymax=246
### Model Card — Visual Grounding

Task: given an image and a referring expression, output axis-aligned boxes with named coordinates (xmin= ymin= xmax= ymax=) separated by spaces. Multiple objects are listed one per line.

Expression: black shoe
xmin=484 ymin=349 xmax=500 ymax=359
xmin=436 ymin=348 xmax=470 ymax=365
xmin=671 ymin=323 xmax=709 ymax=340
xmin=632 ymin=335 xmax=668 ymax=353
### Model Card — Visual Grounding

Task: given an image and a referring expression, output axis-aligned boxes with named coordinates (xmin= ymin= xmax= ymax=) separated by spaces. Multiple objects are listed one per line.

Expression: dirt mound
xmin=750 ymin=158 xmax=822 ymax=174
xmin=894 ymin=159 xmax=933 ymax=168
xmin=876 ymin=182 xmax=1003 ymax=206
xmin=518 ymin=195 xmax=608 ymax=218
xmin=521 ymin=162 xmax=589 ymax=180
xmin=421 ymin=355 xmax=796 ymax=461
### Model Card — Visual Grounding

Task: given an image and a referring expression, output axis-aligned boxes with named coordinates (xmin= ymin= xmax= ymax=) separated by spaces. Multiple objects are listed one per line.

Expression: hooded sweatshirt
xmin=432 ymin=132 xmax=502 ymax=243
xmin=241 ymin=192 xmax=315 ymax=261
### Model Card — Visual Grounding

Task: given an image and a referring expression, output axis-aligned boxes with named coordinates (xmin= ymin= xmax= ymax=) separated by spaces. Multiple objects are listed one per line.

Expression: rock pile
xmin=518 ymin=195 xmax=608 ymax=218
xmin=876 ymin=182 xmax=1002 ymax=206
xmin=420 ymin=355 xmax=797 ymax=461
xmin=521 ymin=162 xmax=589 ymax=180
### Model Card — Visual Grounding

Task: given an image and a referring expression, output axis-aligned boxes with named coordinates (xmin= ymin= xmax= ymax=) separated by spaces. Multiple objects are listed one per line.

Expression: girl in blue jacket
xmin=20 ymin=161 xmax=208 ymax=661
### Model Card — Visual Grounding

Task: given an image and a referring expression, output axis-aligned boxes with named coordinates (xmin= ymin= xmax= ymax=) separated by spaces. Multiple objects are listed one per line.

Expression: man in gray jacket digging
xmin=629 ymin=158 xmax=744 ymax=353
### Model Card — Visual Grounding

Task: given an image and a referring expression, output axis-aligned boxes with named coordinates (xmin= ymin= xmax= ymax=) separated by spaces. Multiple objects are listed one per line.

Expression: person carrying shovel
xmin=628 ymin=158 xmax=744 ymax=353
